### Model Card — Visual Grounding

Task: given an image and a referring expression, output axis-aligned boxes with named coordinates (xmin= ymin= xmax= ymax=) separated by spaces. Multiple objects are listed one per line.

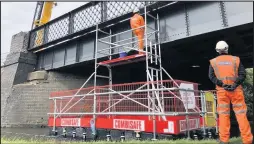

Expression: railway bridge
xmin=29 ymin=1 xmax=253 ymax=89
xmin=1 ymin=1 xmax=253 ymax=128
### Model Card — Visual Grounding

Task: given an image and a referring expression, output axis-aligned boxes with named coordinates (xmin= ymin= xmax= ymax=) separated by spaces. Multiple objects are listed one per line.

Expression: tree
xmin=243 ymin=68 xmax=253 ymax=119
xmin=245 ymin=68 xmax=253 ymax=85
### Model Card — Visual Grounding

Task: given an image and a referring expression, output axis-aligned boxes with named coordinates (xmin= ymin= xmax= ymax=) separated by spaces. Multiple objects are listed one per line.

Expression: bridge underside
xmin=54 ymin=23 xmax=253 ymax=90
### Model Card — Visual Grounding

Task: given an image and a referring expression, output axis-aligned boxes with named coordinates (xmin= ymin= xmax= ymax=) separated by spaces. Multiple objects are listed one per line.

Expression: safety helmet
xmin=215 ymin=41 xmax=228 ymax=53
xmin=133 ymin=7 xmax=139 ymax=13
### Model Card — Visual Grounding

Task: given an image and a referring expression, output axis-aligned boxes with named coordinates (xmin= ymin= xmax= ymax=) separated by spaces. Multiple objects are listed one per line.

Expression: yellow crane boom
xmin=34 ymin=2 xmax=55 ymax=27
xmin=33 ymin=2 xmax=56 ymax=47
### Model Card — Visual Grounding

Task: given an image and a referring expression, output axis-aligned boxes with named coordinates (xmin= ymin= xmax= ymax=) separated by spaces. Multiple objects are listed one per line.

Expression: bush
xmin=243 ymin=68 xmax=253 ymax=119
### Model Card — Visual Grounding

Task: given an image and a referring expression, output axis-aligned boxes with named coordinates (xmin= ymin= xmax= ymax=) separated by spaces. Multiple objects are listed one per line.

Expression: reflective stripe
xmin=232 ymin=103 xmax=243 ymax=108
xmin=218 ymin=112 xmax=230 ymax=115
xmin=218 ymin=61 xmax=232 ymax=65
xmin=220 ymin=77 xmax=236 ymax=81
xmin=218 ymin=104 xmax=230 ymax=108
xmin=233 ymin=56 xmax=237 ymax=76
xmin=212 ymin=58 xmax=221 ymax=79
xmin=234 ymin=109 xmax=246 ymax=114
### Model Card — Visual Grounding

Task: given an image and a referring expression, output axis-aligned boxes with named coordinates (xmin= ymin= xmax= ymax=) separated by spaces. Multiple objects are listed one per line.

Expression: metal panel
xmin=44 ymin=51 xmax=53 ymax=70
xmin=159 ymin=6 xmax=186 ymax=42
xmin=74 ymin=3 xmax=102 ymax=33
xmin=47 ymin=17 xmax=69 ymax=43
xmin=79 ymin=38 xmax=94 ymax=62
xmin=65 ymin=42 xmax=77 ymax=65
xmin=106 ymin=2 xmax=146 ymax=21
xmin=187 ymin=2 xmax=222 ymax=36
xmin=224 ymin=2 xmax=253 ymax=28
xmin=37 ymin=53 xmax=44 ymax=70
xmin=29 ymin=27 xmax=45 ymax=48
xmin=53 ymin=48 xmax=65 ymax=68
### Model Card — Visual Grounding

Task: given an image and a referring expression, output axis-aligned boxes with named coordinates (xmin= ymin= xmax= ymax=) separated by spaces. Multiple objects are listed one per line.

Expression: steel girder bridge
xmin=26 ymin=1 xmax=253 ymax=73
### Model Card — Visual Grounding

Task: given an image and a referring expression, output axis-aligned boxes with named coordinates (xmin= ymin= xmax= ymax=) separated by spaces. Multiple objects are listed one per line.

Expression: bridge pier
xmin=1 ymin=32 xmax=37 ymax=127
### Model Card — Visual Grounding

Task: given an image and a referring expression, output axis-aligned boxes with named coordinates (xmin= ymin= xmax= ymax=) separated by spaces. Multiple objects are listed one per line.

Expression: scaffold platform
xmin=99 ymin=53 xmax=146 ymax=66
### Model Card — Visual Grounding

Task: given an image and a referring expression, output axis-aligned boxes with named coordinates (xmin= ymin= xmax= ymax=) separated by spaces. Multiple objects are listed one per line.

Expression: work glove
xmin=222 ymin=84 xmax=231 ymax=91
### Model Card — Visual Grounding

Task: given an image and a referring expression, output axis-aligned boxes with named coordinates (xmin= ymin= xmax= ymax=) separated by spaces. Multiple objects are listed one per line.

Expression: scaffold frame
xmin=48 ymin=6 xmax=218 ymax=140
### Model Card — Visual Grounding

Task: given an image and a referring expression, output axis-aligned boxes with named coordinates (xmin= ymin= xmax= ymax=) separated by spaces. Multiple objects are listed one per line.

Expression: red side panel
xmin=48 ymin=115 xmax=201 ymax=135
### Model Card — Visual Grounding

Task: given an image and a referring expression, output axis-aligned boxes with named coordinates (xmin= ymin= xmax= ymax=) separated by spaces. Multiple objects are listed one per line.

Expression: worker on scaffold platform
xmin=130 ymin=8 xmax=145 ymax=55
xmin=208 ymin=41 xmax=253 ymax=144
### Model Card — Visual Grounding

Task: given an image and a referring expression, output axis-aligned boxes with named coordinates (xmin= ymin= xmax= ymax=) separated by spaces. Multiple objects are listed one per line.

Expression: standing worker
xmin=208 ymin=41 xmax=253 ymax=144
xmin=130 ymin=8 xmax=145 ymax=54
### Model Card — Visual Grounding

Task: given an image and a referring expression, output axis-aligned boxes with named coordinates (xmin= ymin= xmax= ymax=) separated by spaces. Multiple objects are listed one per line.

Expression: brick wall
xmin=2 ymin=79 xmax=85 ymax=127
xmin=1 ymin=63 xmax=19 ymax=123
xmin=9 ymin=32 xmax=28 ymax=53
xmin=1 ymin=70 xmax=107 ymax=127
xmin=1 ymin=32 xmax=37 ymax=127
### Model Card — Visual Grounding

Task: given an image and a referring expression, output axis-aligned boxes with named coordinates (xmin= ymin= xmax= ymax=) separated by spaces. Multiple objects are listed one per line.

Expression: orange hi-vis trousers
xmin=133 ymin=29 xmax=144 ymax=53
xmin=130 ymin=13 xmax=145 ymax=54
xmin=217 ymin=89 xmax=253 ymax=144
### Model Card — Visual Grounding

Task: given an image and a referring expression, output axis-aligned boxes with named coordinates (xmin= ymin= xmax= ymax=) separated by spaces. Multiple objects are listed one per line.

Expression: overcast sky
xmin=1 ymin=2 xmax=87 ymax=64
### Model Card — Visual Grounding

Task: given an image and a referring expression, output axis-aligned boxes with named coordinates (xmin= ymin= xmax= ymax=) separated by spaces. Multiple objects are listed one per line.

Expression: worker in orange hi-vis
xmin=208 ymin=41 xmax=253 ymax=144
xmin=130 ymin=8 xmax=145 ymax=55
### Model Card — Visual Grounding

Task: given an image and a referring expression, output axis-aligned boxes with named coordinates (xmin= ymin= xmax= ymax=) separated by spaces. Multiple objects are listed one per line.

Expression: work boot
xmin=138 ymin=47 xmax=146 ymax=55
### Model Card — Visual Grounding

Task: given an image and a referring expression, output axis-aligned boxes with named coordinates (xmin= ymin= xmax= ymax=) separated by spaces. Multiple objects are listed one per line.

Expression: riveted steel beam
xmin=101 ymin=2 xmax=107 ymax=22
xmin=184 ymin=3 xmax=190 ymax=36
xmin=219 ymin=1 xmax=228 ymax=28
xmin=68 ymin=13 xmax=75 ymax=34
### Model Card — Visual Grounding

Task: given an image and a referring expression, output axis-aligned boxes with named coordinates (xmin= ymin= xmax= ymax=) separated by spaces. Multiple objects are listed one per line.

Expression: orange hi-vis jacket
xmin=130 ymin=13 xmax=145 ymax=33
xmin=210 ymin=55 xmax=242 ymax=91
xmin=210 ymin=55 xmax=253 ymax=144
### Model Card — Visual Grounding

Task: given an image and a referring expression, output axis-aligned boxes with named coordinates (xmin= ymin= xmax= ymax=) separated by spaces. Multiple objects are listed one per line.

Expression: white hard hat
xmin=133 ymin=7 xmax=139 ymax=13
xmin=215 ymin=41 xmax=228 ymax=53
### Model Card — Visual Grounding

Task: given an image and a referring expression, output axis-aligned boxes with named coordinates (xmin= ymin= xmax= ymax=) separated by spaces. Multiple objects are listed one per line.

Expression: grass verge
xmin=1 ymin=136 xmax=242 ymax=144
